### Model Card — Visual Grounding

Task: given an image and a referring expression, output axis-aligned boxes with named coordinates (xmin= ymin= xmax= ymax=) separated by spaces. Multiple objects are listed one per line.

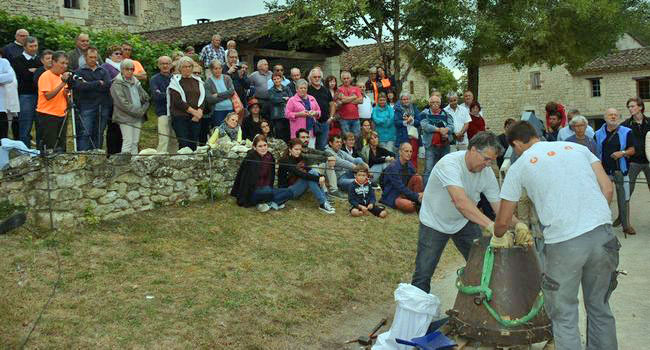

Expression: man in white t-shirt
xmin=411 ymin=132 xmax=503 ymax=293
xmin=444 ymin=92 xmax=471 ymax=151
xmin=494 ymin=121 xmax=618 ymax=350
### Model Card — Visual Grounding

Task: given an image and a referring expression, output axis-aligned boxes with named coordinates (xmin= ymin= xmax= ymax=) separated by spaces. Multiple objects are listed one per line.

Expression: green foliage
xmin=0 ymin=10 xmax=177 ymax=75
xmin=83 ymin=206 xmax=100 ymax=226
xmin=197 ymin=180 xmax=226 ymax=201
xmin=623 ymin=1 xmax=650 ymax=45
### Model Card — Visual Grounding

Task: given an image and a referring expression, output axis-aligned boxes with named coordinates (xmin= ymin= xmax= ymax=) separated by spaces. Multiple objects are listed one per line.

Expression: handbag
xmin=407 ymin=125 xmax=419 ymax=139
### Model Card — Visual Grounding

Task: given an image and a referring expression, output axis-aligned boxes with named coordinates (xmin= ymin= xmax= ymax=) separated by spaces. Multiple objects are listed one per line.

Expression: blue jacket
xmin=380 ymin=160 xmax=419 ymax=208
xmin=372 ymin=104 xmax=396 ymax=143
xmin=73 ymin=65 xmax=112 ymax=108
xmin=419 ymin=108 xmax=454 ymax=148
xmin=348 ymin=179 xmax=376 ymax=207
xmin=595 ymin=124 xmax=632 ymax=174
xmin=394 ymin=102 xmax=421 ymax=145
xmin=150 ymin=73 xmax=172 ymax=116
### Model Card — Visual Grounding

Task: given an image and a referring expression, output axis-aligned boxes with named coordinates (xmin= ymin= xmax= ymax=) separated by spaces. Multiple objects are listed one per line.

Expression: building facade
xmin=0 ymin=0 xmax=181 ymax=32
xmin=479 ymin=34 xmax=650 ymax=131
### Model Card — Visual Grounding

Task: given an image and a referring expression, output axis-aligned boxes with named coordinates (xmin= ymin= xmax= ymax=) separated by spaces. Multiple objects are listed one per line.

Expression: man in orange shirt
xmin=121 ymin=42 xmax=147 ymax=81
xmin=37 ymin=51 xmax=70 ymax=152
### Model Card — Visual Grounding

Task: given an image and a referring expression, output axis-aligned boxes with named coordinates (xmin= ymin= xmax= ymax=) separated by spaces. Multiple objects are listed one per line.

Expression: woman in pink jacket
xmin=285 ymin=79 xmax=321 ymax=140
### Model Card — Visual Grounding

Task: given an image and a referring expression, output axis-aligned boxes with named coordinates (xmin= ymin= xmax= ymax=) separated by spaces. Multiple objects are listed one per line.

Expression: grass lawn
xmin=0 ymin=196 xmax=462 ymax=349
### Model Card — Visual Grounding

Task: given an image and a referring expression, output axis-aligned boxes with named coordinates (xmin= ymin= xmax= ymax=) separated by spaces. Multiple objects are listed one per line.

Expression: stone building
xmin=139 ymin=13 xmax=347 ymax=78
xmin=340 ymin=42 xmax=431 ymax=101
xmin=0 ymin=0 xmax=181 ymax=32
xmin=479 ymin=33 xmax=650 ymax=131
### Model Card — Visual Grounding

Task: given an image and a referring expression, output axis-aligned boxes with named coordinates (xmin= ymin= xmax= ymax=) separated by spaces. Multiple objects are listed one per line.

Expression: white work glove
xmin=514 ymin=222 xmax=534 ymax=246
xmin=490 ymin=232 xmax=514 ymax=248
xmin=482 ymin=222 xmax=495 ymax=237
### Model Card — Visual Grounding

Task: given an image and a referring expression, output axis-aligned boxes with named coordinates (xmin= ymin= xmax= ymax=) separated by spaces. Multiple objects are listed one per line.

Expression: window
xmin=409 ymin=81 xmax=414 ymax=95
xmin=124 ymin=0 xmax=136 ymax=16
xmin=530 ymin=72 xmax=541 ymax=90
xmin=589 ymin=78 xmax=602 ymax=97
xmin=64 ymin=0 xmax=79 ymax=9
xmin=638 ymin=78 xmax=650 ymax=100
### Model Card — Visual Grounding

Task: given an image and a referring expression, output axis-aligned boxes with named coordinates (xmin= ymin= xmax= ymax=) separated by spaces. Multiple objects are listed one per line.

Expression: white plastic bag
xmin=359 ymin=96 xmax=373 ymax=119
xmin=372 ymin=283 xmax=441 ymax=350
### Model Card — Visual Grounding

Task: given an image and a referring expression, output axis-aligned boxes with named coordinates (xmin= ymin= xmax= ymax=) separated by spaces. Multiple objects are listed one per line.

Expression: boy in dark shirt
xmin=348 ymin=168 xmax=387 ymax=218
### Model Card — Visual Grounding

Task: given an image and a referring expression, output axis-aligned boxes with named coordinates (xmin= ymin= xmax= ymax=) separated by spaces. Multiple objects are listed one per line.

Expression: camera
xmin=65 ymin=73 xmax=84 ymax=85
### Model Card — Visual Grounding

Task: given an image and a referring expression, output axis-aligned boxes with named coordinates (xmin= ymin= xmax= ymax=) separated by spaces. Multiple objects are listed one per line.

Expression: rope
xmin=455 ymin=246 xmax=545 ymax=328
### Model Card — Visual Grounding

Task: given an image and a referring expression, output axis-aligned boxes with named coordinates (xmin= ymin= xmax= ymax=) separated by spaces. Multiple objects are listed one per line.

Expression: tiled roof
xmin=341 ymin=42 xmax=408 ymax=73
xmin=576 ymin=47 xmax=650 ymax=74
xmin=138 ymin=13 xmax=280 ymax=46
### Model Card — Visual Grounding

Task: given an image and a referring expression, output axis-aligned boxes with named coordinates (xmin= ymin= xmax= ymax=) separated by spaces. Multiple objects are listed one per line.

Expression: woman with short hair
xmin=205 ymin=59 xmax=234 ymax=129
xmin=268 ymin=72 xmax=292 ymax=142
xmin=231 ymin=135 xmax=293 ymax=212
xmin=109 ymin=59 xmax=150 ymax=155
xmin=371 ymin=92 xmax=396 ymax=152
xmin=467 ymin=101 xmax=486 ymax=140
xmin=566 ymin=115 xmax=597 ymax=155
xmin=101 ymin=45 xmax=124 ymax=156
xmin=242 ymin=98 xmax=264 ymax=141
xmin=209 ymin=112 xmax=242 ymax=144
xmin=285 ymin=79 xmax=321 ymax=142
xmin=168 ymin=56 xmax=206 ymax=150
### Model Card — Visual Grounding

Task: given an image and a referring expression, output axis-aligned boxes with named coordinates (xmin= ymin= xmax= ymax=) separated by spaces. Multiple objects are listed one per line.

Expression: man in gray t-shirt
xmin=248 ymin=59 xmax=272 ymax=115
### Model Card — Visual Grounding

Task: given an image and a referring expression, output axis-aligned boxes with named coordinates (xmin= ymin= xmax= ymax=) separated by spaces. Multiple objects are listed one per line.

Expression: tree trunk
xmin=467 ymin=63 xmax=479 ymax=98
xmin=392 ymin=0 xmax=401 ymax=95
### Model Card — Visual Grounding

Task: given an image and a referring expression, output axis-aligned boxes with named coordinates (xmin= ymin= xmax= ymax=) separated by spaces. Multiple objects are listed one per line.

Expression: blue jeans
xmin=337 ymin=171 xmax=356 ymax=193
xmin=370 ymin=163 xmax=389 ymax=184
xmin=212 ymin=109 xmax=233 ymax=129
xmin=251 ymin=186 xmax=293 ymax=205
xmin=172 ymin=116 xmax=201 ymax=151
xmin=76 ymin=105 xmax=110 ymax=151
xmin=340 ymin=119 xmax=360 ymax=137
xmin=287 ymin=169 xmax=326 ymax=204
xmin=18 ymin=94 xmax=37 ymax=147
xmin=423 ymin=145 xmax=450 ymax=186
xmin=315 ymin=120 xmax=330 ymax=151
xmin=411 ymin=222 xmax=480 ymax=293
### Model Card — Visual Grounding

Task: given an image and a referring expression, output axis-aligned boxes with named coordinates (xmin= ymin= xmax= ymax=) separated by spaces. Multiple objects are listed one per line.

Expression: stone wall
xmin=1 ymin=0 xmax=181 ymax=32
xmin=0 ymin=139 xmax=287 ymax=228
xmin=479 ymin=62 xmax=650 ymax=132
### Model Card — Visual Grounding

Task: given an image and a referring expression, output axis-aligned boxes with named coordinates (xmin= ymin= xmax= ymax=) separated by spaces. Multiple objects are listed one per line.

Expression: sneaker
xmin=256 ymin=203 xmax=270 ymax=213
xmin=328 ymin=190 xmax=347 ymax=200
xmin=319 ymin=202 xmax=336 ymax=214
xmin=269 ymin=202 xmax=285 ymax=210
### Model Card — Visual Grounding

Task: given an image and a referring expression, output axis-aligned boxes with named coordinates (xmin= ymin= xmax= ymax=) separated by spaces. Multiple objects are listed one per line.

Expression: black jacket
xmin=367 ymin=146 xmax=394 ymax=168
xmin=277 ymin=155 xmax=319 ymax=188
xmin=621 ymin=115 xmax=650 ymax=164
xmin=73 ymin=65 xmax=112 ymax=108
xmin=242 ymin=112 xmax=263 ymax=141
xmin=231 ymin=150 xmax=276 ymax=207
xmin=348 ymin=179 xmax=376 ymax=207
xmin=11 ymin=54 xmax=42 ymax=94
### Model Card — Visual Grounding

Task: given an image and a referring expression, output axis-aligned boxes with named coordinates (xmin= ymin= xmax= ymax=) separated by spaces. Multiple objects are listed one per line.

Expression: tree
xmin=456 ymin=0 xmax=633 ymax=96
xmin=264 ymin=0 xmax=463 ymax=94
xmin=623 ymin=1 xmax=650 ymax=45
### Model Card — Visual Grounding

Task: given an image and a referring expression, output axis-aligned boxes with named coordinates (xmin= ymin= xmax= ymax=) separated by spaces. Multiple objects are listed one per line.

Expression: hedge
xmin=0 ymin=10 xmax=178 ymax=75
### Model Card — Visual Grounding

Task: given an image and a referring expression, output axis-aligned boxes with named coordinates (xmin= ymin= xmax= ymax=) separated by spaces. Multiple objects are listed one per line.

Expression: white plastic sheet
xmin=372 ymin=283 xmax=441 ymax=350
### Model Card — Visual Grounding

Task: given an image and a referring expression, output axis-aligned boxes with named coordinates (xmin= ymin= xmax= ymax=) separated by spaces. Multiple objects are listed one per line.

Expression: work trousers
xmin=76 ymin=105 xmax=110 ymax=151
xmin=37 ymin=113 xmax=67 ymax=152
xmin=542 ymin=224 xmax=619 ymax=350
xmin=411 ymin=221 xmax=481 ymax=293
xmin=18 ymin=94 xmax=38 ymax=147
xmin=172 ymin=116 xmax=201 ymax=151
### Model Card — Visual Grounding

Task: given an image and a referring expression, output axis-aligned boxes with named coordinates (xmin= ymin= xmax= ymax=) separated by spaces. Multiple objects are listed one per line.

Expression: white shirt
xmin=444 ymin=104 xmax=471 ymax=144
xmin=22 ymin=51 xmax=35 ymax=60
xmin=419 ymin=151 xmax=500 ymax=233
xmin=500 ymin=141 xmax=611 ymax=244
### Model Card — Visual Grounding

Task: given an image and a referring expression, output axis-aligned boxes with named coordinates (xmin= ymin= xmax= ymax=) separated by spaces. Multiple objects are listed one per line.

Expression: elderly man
xmin=420 ymin=94 xmax=454 ymax=184
xmin=325 ymin=134 xmax=368 ymax=193
xmin=365 ymin=67 xmax=379 ymax=105
xmin=380 ymin=142 xmax=423 ymax=213
xmin=494 ymin=121 xmax=617 ymax=350
xmin=12 ymin=36 xmax=41 ymax=147
xmin=121 ymin=42 xmax=147 ymax=81
xmin=445 ymin=91 xmax=471 ymax=151
xmin=67 ymin=33 xmax=102 ymax=71
xmin=338 ymin=71 xmax=363 ymax=137
xmin=558 ymin=108 xmax=595 ymax=141
xmin=412 ymin=131 xmax=503 ymax=293
xmin=3 ymin=29 xmax=29 ymax=62
xmin=307 ymin=67 xmax=334 ymax=150
xmin=150 ymin=56 xmax=177 ymax=153
xmin=286 ymin=67 xmax=301 ymax=96
xmin=394 ymin=93 xmax=420 ymax=168
xmin=199 ymin=34 xmax=226 ymax=69
xmin=248 ymin=59 xmax=272 ymax=114
xmin=73 ymin=47 xmax=112 ymax=151
xmin=36 ymin=51 xmax=71 ymax=151
xmin=595 ymin=107 xmax=636 ymax=235
xmin=266 ymin=64 xmax=290 ymax=89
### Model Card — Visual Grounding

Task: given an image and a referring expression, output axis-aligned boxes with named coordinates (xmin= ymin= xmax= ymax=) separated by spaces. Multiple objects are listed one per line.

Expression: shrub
xmin=0 ymin=10 xmax=178 ymax=75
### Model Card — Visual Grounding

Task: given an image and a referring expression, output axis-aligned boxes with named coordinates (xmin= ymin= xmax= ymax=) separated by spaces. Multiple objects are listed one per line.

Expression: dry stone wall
xmin=0 ymin=139 xmax=286 ymax=228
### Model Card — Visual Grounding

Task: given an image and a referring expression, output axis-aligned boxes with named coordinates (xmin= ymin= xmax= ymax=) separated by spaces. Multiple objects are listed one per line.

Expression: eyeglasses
xmin=123 ymin=68 xmax=135 ymax=71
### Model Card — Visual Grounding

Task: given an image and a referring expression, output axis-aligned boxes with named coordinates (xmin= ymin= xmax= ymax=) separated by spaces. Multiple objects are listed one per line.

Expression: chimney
xmin=196 ymin=18 xmax=210 ymax=24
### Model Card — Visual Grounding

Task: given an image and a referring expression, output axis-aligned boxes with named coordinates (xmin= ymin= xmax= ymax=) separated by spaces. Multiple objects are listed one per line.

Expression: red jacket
xmin=467 ymin=114 xmax=486 ymax=140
